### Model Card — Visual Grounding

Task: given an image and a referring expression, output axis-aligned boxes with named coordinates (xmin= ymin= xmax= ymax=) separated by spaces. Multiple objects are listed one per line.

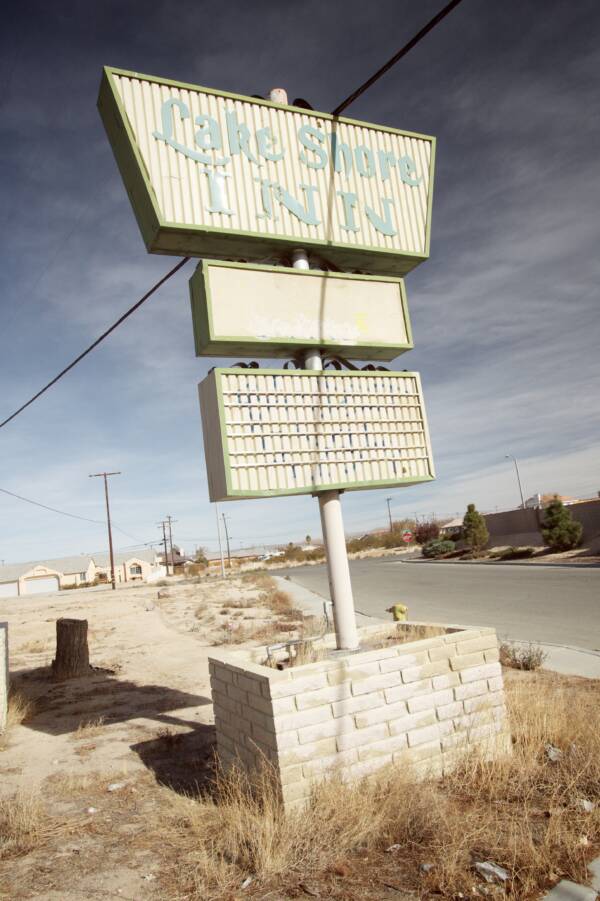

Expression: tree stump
xmin=51 ymin=618 xmax=90 ymax=680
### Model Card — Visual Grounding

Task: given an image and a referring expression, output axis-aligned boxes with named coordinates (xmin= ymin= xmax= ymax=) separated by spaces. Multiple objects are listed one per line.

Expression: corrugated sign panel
xmin=98 ymin=68 xmax=435 ymax=276
xmin=190 ymin=260 xmax=413 ymax=361
xmin=199 ymin=368 xmax=434 ymax=500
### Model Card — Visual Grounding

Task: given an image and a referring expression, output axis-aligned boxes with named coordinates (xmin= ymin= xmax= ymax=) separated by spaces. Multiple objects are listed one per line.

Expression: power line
xmin=0 ymin=485 xmax=143 ymax=543
xmin=0 ymin=256 xmax=190 ymax=430
xmin=331 ymin=0 xmax=465 ymax=116
xmin=0 ymin=486 xmax=105 ymax=525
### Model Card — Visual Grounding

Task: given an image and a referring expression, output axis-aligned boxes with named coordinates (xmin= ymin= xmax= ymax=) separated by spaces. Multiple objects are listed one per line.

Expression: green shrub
xmin=422 ymin=539 xmax=455 ymax=558
xmin=462 ymin=503 xmax=489 ymax=552
xmin=541 ymin=498 xmax=583 ymax=551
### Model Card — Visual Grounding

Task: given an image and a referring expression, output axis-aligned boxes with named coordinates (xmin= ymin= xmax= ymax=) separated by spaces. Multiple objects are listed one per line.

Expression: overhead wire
xmin=0 ymin=486 xmax=143 ymax=544
xmin=0 ymin=256 xmax=189 ymax=430
xmin=331 ymin=0 xmax=465 ymax=115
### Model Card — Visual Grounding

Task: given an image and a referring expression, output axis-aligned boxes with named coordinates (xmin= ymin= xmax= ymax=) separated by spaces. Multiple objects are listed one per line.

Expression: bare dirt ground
xmin=0 ymin=575 xmax=309 ymax=900
xmin=1 ymin=578 xmax=598 ymax=900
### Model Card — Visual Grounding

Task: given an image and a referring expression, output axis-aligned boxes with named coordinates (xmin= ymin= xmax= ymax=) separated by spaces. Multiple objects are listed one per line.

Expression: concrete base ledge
xmin=209 ymin=621 xmax=511 ymax=808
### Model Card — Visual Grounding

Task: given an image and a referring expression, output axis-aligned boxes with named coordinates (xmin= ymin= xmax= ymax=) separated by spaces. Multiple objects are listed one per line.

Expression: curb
xmin=398 ymin=559 xmax=600 ymax=569
xmin=278 ymin=575 xmax=600 ymax=678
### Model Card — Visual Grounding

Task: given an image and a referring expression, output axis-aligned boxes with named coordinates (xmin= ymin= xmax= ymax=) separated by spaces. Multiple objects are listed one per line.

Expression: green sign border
xmin=202 ymin=367 xmax=435 ymax=501
xmin=189 ymin=260 xmax=414 ymax=361
xmin=98 ymin=67 xmax=436 ymax=277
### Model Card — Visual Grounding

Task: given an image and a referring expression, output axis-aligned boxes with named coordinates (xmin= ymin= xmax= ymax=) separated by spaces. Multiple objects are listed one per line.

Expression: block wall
xmin=209 ymin=624 xmax=511 ymax=808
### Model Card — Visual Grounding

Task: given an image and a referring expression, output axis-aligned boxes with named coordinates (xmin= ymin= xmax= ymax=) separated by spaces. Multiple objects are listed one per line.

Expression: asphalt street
xmin=280 ymin=558 xmax=600 ymax=651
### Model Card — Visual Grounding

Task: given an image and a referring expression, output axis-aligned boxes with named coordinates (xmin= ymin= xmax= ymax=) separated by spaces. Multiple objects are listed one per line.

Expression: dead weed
xmin=155 ymin=673 xmax=600 ymax=900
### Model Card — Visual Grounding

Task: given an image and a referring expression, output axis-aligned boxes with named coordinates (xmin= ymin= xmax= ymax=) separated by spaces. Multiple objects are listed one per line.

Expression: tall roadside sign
xmin=98 ymin=68 xmax=435 ymax=274
xmin=99 ymin=68 xmax=437 ymax=651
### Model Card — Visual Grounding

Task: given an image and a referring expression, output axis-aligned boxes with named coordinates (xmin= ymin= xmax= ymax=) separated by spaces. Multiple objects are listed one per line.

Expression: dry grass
xmin=0 ymin=791 xmax=55 ymax=860
xmin=363 ymin=623 xmax=450 ymax=650
xmin=156 ymin=673 xmax=600 ymax=900
xmin=6 ymin=687 xmax=36 ymax=730
xmin=213 ymin=619 xmax=299 ymax=646
xmin=241 ymin=572 xmax=274 ymax=591
xmin=73 ymin=716 xmax=105 ymax=739
xmin=16 ymin=638 xmax=50 ymax=654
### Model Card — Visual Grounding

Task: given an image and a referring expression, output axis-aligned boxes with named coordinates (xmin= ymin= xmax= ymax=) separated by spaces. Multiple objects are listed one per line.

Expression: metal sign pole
xmin=291 ymin=245 xmax=359 ymax=651
xmin=215 ymin=502 xmax=226 ymax=579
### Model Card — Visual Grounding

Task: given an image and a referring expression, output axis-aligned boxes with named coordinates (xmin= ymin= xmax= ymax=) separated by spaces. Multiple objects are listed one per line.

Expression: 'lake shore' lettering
xmin=152 ymin=96 xmax=422 ymax=234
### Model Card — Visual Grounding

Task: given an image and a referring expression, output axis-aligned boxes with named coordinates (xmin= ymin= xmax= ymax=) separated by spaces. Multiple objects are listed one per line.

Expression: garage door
xmin=0 ymin=581 xmax=18 ymax=598
xmin=23 ymin=576 xmax=59 ymax=595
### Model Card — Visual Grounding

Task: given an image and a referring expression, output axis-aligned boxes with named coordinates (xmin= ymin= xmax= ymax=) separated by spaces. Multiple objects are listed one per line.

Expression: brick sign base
xmin=209 ymin=623 xmax=511 ymax=809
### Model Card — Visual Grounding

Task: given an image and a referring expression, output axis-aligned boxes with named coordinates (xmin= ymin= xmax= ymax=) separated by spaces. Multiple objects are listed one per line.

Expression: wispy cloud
xmin=0 ymin=0 xmax=598 ymax=561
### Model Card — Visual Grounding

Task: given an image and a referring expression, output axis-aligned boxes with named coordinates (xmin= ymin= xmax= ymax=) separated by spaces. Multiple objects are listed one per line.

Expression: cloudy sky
xmin=1 ymin=0 xmax=599 ymax=563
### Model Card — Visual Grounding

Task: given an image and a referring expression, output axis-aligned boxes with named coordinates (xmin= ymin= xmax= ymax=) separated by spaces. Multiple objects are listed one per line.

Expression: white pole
xmin=318 ymin=491 xmax=358 ymax=649
xmin=215 ymin=502 xmax=226 ymax=579
xmin=288 ymin=245 xmax=358 ymax=651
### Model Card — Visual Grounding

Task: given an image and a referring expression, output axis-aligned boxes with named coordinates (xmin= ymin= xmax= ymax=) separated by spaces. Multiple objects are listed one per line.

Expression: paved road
xmin=279 ymin=558 xmax=600 ymax=651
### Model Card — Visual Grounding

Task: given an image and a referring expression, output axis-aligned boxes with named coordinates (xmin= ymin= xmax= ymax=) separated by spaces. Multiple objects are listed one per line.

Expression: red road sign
xmin=402 ymin=530 xmax=413 ymax=543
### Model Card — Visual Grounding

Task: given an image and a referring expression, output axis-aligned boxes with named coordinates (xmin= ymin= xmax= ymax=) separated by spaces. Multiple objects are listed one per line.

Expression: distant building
xmin=439 ymin=517 xmax=463 ymax=537
xmin=93 ymin=548 xmax=164 ymax=584
xmin=0 ymin=548 xmax=165 ymax=599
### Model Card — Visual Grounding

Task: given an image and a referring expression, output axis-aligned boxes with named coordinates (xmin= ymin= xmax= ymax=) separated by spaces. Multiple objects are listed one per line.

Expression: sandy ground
xmin=0 ymin=575 xmax=303 ymax=900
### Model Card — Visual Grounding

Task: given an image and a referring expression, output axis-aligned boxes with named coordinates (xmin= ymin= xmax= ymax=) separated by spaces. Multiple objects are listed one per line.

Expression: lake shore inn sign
xmin=99 ymin=65 xmax=437 ymax=650
xmin=98 ymin=68 xmax=512 ymax=804
xmin=98 ymin=67 xmax=435 ymax=275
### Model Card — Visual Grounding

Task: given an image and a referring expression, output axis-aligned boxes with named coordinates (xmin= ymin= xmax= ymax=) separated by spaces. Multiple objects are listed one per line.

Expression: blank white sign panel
xmin=199 ymin=368 xmax=435 ymax=500
xmin=190 ymin=261 xmax=413 ymax=360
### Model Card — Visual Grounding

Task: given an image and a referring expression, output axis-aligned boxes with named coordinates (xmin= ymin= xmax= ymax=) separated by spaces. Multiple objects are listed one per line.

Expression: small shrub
xmin=500 ymin=642 xmax=547 ymax=670
xmin=184 ymin=563 xmax=206 ymax=577
xmin=422 ymin=538 xmax=455 ymax=558
xmin=415 ymin=521 xmax=440 ymax=545
xmin=542 ymin=498 xmax=583 ymax=551
xmin=500 ymin=546 xmax=536 ymax=560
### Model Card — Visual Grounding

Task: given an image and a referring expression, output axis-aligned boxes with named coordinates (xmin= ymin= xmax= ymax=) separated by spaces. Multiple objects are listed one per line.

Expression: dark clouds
xmin=1 ymin=0 xmax=599 ymax=559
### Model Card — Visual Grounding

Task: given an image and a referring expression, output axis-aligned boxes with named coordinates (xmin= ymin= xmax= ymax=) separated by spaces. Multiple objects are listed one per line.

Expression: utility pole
xmin=222 ymin=513 xmax=232 ymax=569
xmin=386 ymin=497 xmax=393 ymax=533
xmin=215 ymin=503 xmax=226 ymax=578
xmin=89 ymin=471 xmax=121 ymax=590
xmin=158 ymin=520 xmax=169 ymax=575
xmin=165 ymin=515 xmax=177 ymax=574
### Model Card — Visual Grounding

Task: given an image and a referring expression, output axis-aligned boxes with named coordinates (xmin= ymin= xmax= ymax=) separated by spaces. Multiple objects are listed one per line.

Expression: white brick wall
xmin=209 ymin=622 xmax=510 ymax=809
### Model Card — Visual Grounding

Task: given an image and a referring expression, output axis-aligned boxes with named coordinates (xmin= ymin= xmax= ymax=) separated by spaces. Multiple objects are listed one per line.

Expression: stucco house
xmin=93 ymin=549 xmax=164 ymax=584
xmin=0 ymin=555 xmax=95 ymax=598
xmin=0 ymin=549 xmax=164 ymax=598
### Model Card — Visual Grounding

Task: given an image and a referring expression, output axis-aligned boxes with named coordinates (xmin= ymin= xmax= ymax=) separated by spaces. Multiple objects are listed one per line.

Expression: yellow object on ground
xmin=387 ymin=603 xmax=408 ymax=622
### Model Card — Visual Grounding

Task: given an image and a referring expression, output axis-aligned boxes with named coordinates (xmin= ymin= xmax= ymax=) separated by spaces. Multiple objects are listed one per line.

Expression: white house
xmin=0 ymin=555 xmax=94 ymax=598
xmin=0 ymin=549 xmax=164 ymax=598
xmin=93 ymin=549 xmax=165 ymax=584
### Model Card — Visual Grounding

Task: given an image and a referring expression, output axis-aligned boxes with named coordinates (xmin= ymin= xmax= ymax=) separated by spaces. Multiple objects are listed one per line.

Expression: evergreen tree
xmin=462 ymin=503 xmax=489 ymax=552
xmin=541 ymin=498 xmax=583 ymax=551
